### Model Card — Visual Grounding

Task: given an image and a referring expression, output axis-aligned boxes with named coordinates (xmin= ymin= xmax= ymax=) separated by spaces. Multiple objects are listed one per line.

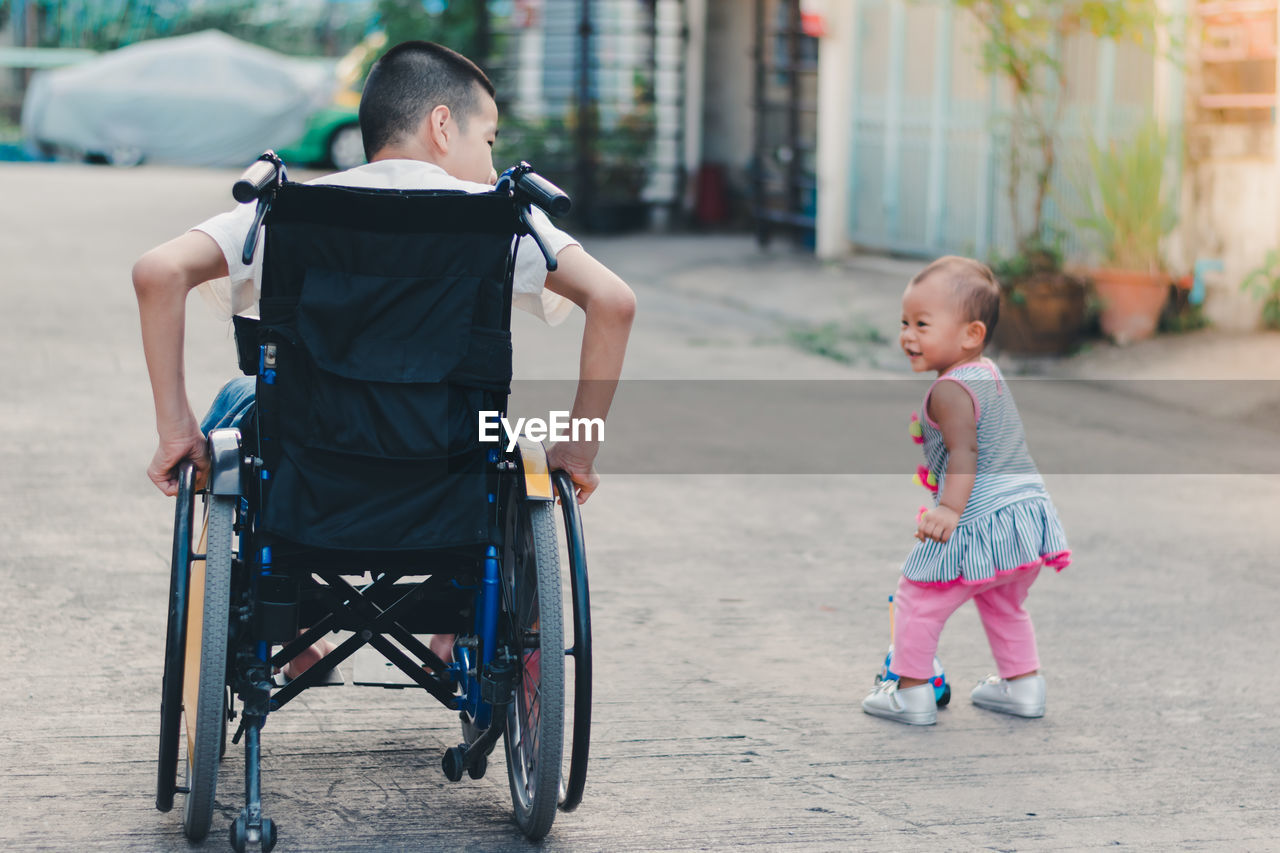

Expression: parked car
xmin=276 ymin=103 xmax=363 ymax=171
xmin=21 ymin=30 xmax=340 ymax=167
xmin=276 ymin=32 xmax=382 ymax=171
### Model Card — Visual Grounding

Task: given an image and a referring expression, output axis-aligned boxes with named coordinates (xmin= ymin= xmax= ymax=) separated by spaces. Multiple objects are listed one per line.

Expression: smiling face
xmin=900 ymin=275 xmax=984 ymax=375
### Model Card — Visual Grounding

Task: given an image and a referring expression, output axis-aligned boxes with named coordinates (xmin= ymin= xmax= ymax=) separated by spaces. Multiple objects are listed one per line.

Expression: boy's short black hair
xmin=912 ymin=256 xmax=1002 ymax=344
xmin=358 ymin=41 xmax=496 ymax=160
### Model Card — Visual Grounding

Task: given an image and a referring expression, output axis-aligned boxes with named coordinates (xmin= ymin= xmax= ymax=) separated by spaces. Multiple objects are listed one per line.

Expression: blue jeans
xmin=200 ymin=376 xmax=256 ymax=434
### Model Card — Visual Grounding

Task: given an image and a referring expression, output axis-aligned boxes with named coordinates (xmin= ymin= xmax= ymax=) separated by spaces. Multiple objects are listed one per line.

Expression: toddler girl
xmin=862 ymin=256 xmax=1070 ymax=726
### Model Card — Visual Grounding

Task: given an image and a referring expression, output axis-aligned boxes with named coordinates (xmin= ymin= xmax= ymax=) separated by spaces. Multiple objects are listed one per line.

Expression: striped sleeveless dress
xmin=902 ymin=359 xmax=1070 ymax=586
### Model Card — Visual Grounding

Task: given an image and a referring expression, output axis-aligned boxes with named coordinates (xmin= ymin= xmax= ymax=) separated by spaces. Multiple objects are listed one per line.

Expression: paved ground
xmin=2 ymin=164 xmax=1279 ymax=852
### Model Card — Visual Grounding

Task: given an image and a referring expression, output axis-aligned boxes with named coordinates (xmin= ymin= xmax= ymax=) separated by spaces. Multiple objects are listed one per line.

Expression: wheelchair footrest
xmin=270 ymin=667 xmax=345 ymax=689
xmin=351 ymin=647 xmax=446 ymax=689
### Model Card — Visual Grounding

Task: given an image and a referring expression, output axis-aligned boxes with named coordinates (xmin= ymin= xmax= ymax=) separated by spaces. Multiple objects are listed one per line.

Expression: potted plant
xmin=954 ymin=0 xmax=1162 ymax=354
xmin=1077 ymin=119 xmax=1179 ymax=344
xmin=991 ymin=239 xmax=1090 ymax=356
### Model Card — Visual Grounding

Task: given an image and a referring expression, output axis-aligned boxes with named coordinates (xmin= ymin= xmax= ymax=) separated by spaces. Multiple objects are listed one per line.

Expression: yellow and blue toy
xmin=875 ymin=593 xmax=952 ymax=706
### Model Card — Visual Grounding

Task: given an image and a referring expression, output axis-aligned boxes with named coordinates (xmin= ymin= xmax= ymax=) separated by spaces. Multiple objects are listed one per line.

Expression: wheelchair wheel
xmin=502 ymin=500 xmax=564 ymax=840
xmin=551 ymin=471 xmax=592 ymax=813
xmin=157 ymin=463 xmax=196 ymax=813
xmin=181 ymin=494 xmax=236 ymax=840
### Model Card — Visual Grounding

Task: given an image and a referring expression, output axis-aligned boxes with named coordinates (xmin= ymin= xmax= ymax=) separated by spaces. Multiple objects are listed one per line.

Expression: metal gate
xmin=487 ymin=0 xmax=687 ymax=231
xmin=751 ymin=0 xmax=819 ymax=246
xmin=846 ymin=0 xmax=1172 ymax=261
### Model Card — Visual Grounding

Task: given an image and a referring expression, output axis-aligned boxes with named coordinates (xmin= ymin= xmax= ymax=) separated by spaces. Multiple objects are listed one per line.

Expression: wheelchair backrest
xmin=242 ymin=184 xmax=522 ymax=554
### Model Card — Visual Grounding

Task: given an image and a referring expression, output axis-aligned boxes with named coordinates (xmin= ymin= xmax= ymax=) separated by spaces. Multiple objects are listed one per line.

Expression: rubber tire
xmin=502 ymin=501 xmax=564 ymax=840
xmin=229 ymin=814 xmax=248 ymax=853
xmin=327 ymin=124 xmax=365 ymax=171
xmin=182 ymin=495 xmax=235 ymax=840
xmin=551 ymin=471 xmax=592 ymax=813
xmin=157 ymin=464 xmax=196 ymax=813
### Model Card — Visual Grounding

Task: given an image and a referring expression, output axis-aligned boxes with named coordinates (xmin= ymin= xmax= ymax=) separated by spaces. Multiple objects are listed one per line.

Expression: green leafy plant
xmin=1159 ymin=294 xmax=1208 ymax=334
xmin=989 ymin=233 xmax=1070 ymax=305
xmin=375 ymin=0 xmax=493 ymax=61
xmin=951 ymin=0 xmax=1164 ymax=260
xmin=1076 ymin=119 xmax=1178 ymax=271
xmin=787 ymin=320 xmax=887 ymax=365
xmin=28 ymin=0 xmax=368 ymax=56
xmin=0 ymin=113 xmax=20 ymax=142
xmin=494 ymin=102 xmax=655 ymax=208
xmin=1240 ymin=249 xmax=1280 ymax=330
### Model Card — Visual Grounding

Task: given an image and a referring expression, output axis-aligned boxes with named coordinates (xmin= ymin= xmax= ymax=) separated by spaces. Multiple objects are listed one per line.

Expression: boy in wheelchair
xmin=134 ymin=40 xmax=634 ymax=505
xmin=136 ymin=41 xmax=632 ymax=674
xmin=133 ymin=41 xmax=634 ymax=849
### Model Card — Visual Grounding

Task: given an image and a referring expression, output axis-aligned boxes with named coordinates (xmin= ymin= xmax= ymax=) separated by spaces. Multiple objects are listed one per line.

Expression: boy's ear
xmin=423 ymin=104 xmax=452 ymax=154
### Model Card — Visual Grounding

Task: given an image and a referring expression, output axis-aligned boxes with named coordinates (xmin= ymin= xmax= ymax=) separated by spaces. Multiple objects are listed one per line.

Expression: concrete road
xmin=1 ymin=164 xmax=1278 ymax=852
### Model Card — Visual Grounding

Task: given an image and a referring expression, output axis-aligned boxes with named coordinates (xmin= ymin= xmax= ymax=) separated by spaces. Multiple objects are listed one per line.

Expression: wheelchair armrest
xmin=232 ymin=316 xmax=260 ymax=375
xmin=208 ymin=428 xmax=244 ymax=496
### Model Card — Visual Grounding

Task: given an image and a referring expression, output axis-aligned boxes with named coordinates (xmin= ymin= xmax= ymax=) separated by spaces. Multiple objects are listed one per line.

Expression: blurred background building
xmin=1 ymin=0 xmax=1277 ymax=328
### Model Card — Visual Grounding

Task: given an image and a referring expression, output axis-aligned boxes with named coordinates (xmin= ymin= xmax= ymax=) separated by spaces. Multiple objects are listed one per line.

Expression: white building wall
xmin=815 ymin=0 xmax=855 ymax=257
xmin=1171 ymin=1 xmax=1279 ymax=330
xmin=700 ymin=0 xmax=755 ymax=180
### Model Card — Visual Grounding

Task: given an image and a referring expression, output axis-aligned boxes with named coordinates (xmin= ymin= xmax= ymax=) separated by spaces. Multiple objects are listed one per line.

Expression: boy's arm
xmin=542 ymin=244 xmax=637 ymax=504
xmin=132 ymin=231 xmax=230 ymax=496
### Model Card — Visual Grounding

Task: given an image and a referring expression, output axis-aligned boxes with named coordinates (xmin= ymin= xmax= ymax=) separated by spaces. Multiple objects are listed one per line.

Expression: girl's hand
xmin=916 ymin=506 xmax=959 ymax=543
xmin=923 ymin=379 xmax=977 ymax=539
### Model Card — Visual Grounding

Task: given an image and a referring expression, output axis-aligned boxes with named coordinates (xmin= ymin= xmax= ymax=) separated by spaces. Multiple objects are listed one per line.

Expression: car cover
xmin=21 ymin=30 xmax=336 ymax=167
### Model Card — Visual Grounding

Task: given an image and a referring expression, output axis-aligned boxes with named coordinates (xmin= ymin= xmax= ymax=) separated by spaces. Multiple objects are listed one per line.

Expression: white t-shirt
xmin=191 ymin=158 xmax=577 ymax=325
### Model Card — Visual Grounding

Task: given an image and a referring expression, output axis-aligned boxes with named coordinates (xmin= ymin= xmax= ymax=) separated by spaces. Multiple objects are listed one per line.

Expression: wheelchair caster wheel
xmin=937 ymin=684 xmax=952 ymax=708
xmin=230 ymin=815 xmax=277 ymax=852
xmin=442 ymin=746 xmax=465 ymax=782
xmin=467 ymin=752 xmax=487 ymax=780
xmin=260 ymin=818 xmax=278 ymax=853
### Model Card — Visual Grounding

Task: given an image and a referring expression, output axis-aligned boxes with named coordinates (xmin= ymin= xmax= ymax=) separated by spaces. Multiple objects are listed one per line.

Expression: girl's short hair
xmin=912 ymin=256 xmax=1001 ymax=344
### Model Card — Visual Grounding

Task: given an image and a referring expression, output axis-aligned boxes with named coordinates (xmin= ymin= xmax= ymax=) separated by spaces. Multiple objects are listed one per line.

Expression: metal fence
xmin=485 ymin=0 xmax=687 ymax=231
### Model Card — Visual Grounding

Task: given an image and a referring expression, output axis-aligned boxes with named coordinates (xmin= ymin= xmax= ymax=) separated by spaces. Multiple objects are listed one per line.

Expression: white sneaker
xmin=862 ymin=679 xmax=937 ymax=726
xmin=970 ymin=674 xmax=1046 ymax=718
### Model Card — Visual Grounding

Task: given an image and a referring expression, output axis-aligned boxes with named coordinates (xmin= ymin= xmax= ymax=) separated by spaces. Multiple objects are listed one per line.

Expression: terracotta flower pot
xmin=993 ymin=273 xmax=1088 ymax=356
xmin=1090 ymin=268 xmax=1170 ymax=345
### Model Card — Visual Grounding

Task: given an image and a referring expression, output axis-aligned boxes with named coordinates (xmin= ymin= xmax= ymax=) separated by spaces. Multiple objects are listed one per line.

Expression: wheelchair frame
xmin=155 ymin=157 xmax=593 ymax=851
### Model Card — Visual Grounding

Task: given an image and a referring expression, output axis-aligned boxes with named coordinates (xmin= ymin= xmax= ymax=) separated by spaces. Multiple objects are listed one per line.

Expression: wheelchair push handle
xmin=516 ymin=169 xmax=572 ymax=218
xmin=233 ymin=152 xmax=287 ymax=264
xmin=233 ymin=152 xmax=285 ymax=203
xmin=499 ymin=162 xmax=572 ymax=218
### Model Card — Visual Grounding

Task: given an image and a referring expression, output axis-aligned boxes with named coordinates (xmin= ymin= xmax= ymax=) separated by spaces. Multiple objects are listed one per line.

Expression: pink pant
xmin=890 ymin=567 xmax=1041 ymax=680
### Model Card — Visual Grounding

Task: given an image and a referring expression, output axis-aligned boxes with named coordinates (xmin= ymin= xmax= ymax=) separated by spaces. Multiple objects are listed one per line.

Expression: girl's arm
xmin=917 ymin=380 xmax=978 ymax=544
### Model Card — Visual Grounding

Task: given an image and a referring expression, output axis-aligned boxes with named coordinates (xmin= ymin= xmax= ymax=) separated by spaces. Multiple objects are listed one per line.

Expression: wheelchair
xmin=155 ymin=154 xmax=593 ymax=850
